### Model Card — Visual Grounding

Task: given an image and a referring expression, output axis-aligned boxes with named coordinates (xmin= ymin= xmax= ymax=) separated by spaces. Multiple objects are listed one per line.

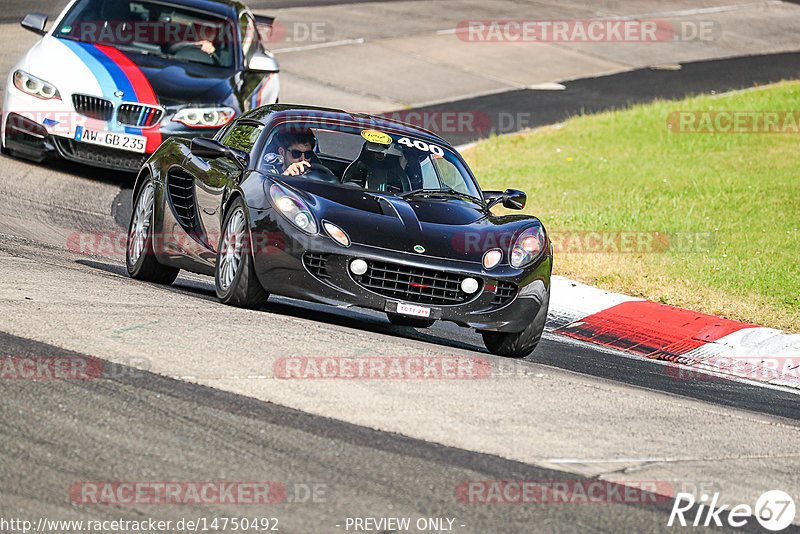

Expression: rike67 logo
xmin=669 ymin=490 xmax=796 ymax=531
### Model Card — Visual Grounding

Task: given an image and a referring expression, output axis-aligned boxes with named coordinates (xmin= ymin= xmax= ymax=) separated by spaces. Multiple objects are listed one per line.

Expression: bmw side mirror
xmin=247 ymin=52 xmax=280 ymax=73
xmin=191 ymin=138 xmax=248 ymax=170
xmin=484 ymin=189 xmax=527 ymax=210
xmin=21 ymin=13 xmax=48 ymax=36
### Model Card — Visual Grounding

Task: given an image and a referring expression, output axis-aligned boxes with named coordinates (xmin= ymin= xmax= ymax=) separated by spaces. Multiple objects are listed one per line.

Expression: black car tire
xmin=126 ymin=180 xmax=180 ymax=285
xmin=215 ymin=197 xmax=269 ymax=308
xmin=386 ymin=312 xmax=436 ymax=329
xmin=481 ymin=291 xmax=549 ymax=358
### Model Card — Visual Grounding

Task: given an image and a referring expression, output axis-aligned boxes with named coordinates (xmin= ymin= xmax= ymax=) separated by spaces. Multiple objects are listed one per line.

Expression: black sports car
xmin=125 ymin=105 xmax=553 ymax=358
xmin=3 ymin=0 xmax=279 ymax=172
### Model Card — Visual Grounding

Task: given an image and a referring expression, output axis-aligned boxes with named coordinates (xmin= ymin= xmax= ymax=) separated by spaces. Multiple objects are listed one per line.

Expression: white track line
xmin=272 ymin=38 xmax=365 ymax=54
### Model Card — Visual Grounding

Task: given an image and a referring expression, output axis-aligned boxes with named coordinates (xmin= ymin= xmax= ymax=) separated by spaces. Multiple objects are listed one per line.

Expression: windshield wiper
xmin=113 ymin=43 xmax=169 ymax=59
xmin=399 ymin=188 xmax=484 ymax=205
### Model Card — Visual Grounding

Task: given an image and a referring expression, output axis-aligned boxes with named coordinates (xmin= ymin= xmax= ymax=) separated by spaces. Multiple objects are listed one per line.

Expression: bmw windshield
xmin=54 ymin=0 xmax=237 ymax=68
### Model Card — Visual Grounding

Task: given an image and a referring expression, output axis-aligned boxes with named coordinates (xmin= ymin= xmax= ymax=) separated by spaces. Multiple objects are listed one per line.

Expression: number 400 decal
xmin=397 ymin=137 xmax=444 ymax=157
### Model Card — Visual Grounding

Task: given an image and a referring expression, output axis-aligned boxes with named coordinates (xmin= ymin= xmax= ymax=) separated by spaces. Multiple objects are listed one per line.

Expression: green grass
xmin=464 ymin=81 xmax=800 ymax=331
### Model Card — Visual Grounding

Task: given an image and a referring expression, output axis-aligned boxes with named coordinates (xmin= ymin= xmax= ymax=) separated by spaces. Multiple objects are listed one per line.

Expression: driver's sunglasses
xmin=289 ymin=149 xmax=314 ymax=159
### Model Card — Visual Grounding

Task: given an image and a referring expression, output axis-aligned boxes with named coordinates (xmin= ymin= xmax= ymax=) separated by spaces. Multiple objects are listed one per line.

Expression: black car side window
xmin=222 ymin=123 xmax=263 ymax=153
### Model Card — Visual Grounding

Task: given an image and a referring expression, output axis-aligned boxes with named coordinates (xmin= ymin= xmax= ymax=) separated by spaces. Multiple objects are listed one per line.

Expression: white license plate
xmin=396 ymin=302 xmax=431 ymax=318
xmin=73 ymin=127 xmax=146 ymax=153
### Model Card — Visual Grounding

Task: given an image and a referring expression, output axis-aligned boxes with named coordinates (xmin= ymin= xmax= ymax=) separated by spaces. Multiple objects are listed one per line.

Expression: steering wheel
xmin=168 ymin=42 xmax=221 ymax=66
xmin=304 ymin=163 xmax=340 ymax=183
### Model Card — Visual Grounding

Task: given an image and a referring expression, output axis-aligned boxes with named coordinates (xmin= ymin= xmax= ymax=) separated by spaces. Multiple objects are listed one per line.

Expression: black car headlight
xmin=269 ymin=183 xmax=317 ymax=234
xmin=322 ymin=221 xmax=350 ymax=247
xmin=483 ymin=249 xmax=503 ymax=270
xmin=510 ymin=225 xmax=546 ymax=268
xmin=13 ymin=70 xmax=61 ymax=100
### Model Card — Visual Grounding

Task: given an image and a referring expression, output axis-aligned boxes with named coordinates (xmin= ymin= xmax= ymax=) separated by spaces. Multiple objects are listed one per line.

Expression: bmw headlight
xmin=269 ymin=183 xmax=317 ymax=234
xmin=172 ymin=106 xmax=235 ymax=128
xmin=509 ymin=225 xmax=546 ymax=268
xmin=13 ymin=70 xmax=61 ymax=100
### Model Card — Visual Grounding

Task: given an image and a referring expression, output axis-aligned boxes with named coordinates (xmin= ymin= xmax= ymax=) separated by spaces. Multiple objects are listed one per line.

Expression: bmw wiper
xmin=114 ymin=43 xmax=168 ymax=59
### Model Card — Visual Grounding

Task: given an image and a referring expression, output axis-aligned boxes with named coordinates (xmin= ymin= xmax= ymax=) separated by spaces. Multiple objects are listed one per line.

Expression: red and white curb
xmin=547 ymin=276 xmax=800 ymax=390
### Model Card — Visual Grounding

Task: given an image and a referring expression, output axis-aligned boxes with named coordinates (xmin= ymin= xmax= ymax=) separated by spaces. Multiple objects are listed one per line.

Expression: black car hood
xmin=122 ymin=51 xmax=234 ymax=106
xmin=280 ymin=178 xmax=531 ymax=262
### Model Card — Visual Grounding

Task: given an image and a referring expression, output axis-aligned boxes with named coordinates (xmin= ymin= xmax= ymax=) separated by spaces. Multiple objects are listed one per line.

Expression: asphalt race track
xmin=1 ymin=1 xmax=799 ymax=533
xmin=410 ymin=51 xmax=800 ymax=146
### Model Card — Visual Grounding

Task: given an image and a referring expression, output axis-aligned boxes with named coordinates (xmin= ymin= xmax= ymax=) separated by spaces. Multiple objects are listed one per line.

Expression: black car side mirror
xmin=502 ymin=189 xmax=527 ymax=210
xmin=21 ymin=13 xmax=48 ymax=35
xmin=191 ymin=138 xmax=248 ymax=170
xmin=484 ymin=189 xmax=527 ymax=210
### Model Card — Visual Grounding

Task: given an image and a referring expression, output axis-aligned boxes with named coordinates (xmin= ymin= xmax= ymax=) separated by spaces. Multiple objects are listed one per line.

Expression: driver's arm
xmin=283 ymin=161 xmax=311 ymax=176
xmin=196 ymin=40 xmax=216 ymax=55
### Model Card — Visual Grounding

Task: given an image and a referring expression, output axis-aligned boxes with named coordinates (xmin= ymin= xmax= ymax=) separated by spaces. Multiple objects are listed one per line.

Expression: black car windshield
xmin=260 ymin=123 xmax=482 ymax=200
xmin=54 ymin=0 xmax=236 ymax=68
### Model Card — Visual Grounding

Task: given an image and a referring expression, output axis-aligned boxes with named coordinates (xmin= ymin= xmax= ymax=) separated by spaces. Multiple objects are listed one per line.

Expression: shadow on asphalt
xmin=73 ymin=257 xmax=488 ymax=354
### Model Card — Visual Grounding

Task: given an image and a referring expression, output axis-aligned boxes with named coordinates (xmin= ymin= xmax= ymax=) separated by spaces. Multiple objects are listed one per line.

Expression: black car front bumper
xmin=248 ymin=207 xmax=552 ymax=333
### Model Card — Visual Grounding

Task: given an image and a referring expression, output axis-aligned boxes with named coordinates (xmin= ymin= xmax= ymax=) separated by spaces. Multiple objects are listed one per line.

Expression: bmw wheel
xmin=482 ymin=292 xmax=549 ymax=358
xmin=215 ymin=197 xmax=269 ymax=308
xmin=126 ymin=180 xmax=180 ymax=284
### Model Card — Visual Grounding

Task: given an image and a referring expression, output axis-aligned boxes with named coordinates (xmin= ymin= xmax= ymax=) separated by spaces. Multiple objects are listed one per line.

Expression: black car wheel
xmin=386 ymin=312 xmax=436 ymax=329
xmin=126 ymin=180 xmax=180 ymax=284
xmin=481 ymin=292 xmax=549 ymax=358
xmin=215 ymin=197 xmax=269 ymax=308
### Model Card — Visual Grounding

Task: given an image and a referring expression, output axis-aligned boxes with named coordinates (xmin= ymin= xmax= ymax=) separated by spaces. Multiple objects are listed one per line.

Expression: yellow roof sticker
xmin=361 ymin=129 xmax=392 ymax=145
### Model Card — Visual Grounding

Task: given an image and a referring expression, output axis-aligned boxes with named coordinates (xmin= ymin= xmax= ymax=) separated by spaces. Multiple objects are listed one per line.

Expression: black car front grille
xmin=355 ymin=260 xmax=478 ymax=306
xmin=492 ymin=281 xmax=518 ymax=306
xmin=52 ymin=137 xmax=147 ymax=172
xmin=303 ymin=253 xmax=331 ymax=280
xmin=117 ymin=104 xmax=163 ymax=128
xmin=72 ymin=94 xmax=114 ymax=122
xmin=166 ymin=171 xmax=197 ymax=230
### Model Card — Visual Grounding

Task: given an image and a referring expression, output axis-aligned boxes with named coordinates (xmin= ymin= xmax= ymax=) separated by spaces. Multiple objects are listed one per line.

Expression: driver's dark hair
xmin=276 ymin=129 xmax=316 ymax=149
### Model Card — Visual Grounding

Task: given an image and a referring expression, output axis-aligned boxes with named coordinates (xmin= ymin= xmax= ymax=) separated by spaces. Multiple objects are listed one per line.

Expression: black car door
xmin=186 ymin=122 xmax=263 ymax=252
